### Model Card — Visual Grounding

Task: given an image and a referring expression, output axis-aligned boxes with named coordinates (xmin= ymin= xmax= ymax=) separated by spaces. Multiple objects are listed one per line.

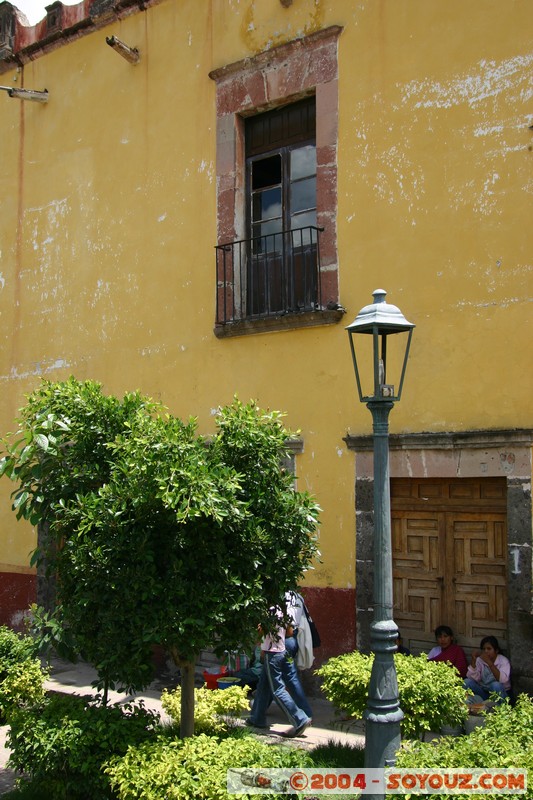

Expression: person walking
xmin=283 ymin=590 xmax=313 ymax=718
xmin=246 ymin=608 xmax=312 ymax=737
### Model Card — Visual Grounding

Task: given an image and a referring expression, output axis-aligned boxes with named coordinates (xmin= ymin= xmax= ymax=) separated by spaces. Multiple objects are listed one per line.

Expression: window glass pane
xmin=252 ymin=222 xmax=282 ymax=254
xmin=243 ymin=97 xmax=318 ymax=317
xmin=290 ymin=210 xmax=317 ymax=242
xmin=252 ymin=220 xmax=283 ymax=240
xmin=252 ymin=188 xmax=282 ymax=222
xmin=290 ymin=145 xmax=316 ymax=180
xmin=252 ymin=155 xmax=282 ymax=190
xmin=260 ymin=219 xmax=283 ymax=240
xmin=290 ymin=177 xmax=316 ymax=214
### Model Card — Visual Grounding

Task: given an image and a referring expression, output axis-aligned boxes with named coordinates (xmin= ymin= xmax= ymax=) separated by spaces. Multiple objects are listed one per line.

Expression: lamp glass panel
xmin=350 ymin=329 xmax=410 ymax=400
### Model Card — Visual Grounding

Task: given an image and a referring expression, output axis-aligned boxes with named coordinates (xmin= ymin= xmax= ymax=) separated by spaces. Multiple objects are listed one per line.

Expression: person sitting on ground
xmin=231 ymin=644 xmax=263 ymax=691
xmin=396 ymin=630 xmax=411 ymax=655
xmin=464 ymin=635 xmax=511 ymax=703
xmin=427 ymin=625 xmax=468 ymax=678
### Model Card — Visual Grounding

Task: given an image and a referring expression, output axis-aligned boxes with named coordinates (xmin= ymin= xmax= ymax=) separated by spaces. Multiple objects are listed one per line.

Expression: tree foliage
xmin=1 ymin=378 xmax=320 ymax=732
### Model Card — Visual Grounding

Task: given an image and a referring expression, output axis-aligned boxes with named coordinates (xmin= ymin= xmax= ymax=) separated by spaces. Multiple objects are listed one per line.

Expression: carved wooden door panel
xmin=444 ymin=513 xmax=507 ymax=651
xmin=391 ymin=478 xmax=507 ymax=655
xmin=392 ymin=510 xmax=446 ymax=653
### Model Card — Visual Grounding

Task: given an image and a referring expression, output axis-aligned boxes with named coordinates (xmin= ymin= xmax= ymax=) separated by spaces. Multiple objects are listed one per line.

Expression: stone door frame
xmin=345 ymin=428 xmax=533 ymax=690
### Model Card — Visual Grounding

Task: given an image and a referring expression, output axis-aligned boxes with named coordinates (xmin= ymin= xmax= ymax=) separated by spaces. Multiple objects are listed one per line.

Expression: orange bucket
xmin=202 ymin=666 xmax=228 ymax=690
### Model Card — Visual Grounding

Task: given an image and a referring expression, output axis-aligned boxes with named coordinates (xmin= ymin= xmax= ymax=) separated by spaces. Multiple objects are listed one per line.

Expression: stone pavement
xmin=0 ymin=728 xmax=14 ymax=797
xmin=0 ymin=657 xmax=365 ymax=795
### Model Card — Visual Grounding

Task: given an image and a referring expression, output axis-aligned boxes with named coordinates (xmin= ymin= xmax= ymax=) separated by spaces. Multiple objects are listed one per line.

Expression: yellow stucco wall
xmin=0 ymin=0 xmax=531 ymax=595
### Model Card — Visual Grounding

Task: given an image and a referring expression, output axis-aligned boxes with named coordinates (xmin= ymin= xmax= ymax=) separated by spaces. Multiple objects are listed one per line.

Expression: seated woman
xmin=231 ymin=644 xmax=263 ymax=691
xmin=427 ymin=625 xmax=468 ymax=678
xmin=464 ymin=635 xmax=511 ymax=703
xmin=396 ymin=630 xmax=411 ymax=655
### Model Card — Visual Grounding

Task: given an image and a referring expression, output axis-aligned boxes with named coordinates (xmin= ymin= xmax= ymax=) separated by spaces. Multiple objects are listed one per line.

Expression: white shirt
xmin=261 ymin=607 xmax=286 ymax=653
xmin=467 ymin=654 xmax=511 ymax=690
xmin=285 ymin=590 xmax=305 ymax=627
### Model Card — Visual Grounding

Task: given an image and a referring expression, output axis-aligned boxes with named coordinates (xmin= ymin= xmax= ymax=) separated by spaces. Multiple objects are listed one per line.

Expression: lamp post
xmin=346 ymin=289 xmax=415 ymax=778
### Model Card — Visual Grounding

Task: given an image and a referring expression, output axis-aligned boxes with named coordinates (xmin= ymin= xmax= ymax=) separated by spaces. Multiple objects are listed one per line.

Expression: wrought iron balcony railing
xmin=215 ymin=226 xmax=323 ymax=326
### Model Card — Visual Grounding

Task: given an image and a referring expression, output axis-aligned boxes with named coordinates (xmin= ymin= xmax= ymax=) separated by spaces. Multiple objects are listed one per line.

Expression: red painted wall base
xmin=301 ymin=586 xmax=356 ymax=666
xmin=0 ymin=573 xmax=356 ymax=667
xmin=0 ymin=572 xmax=37 ymax=630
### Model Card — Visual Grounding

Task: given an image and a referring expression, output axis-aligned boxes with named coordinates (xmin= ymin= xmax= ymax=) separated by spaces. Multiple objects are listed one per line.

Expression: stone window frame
xmin=282 ymin=436 xmax=304 ymax=480
xmin=209 ymin=25 xmax=343 ymax=338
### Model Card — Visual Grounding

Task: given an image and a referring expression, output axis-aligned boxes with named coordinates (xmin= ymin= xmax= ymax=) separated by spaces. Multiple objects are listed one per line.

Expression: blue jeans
xmin=464 ymin=677 xmax=508 ymax=702
xmin=249 ymin=650 xmax=311 ymax=729
xmin=284 ymin=635 xmax=313 ymax=718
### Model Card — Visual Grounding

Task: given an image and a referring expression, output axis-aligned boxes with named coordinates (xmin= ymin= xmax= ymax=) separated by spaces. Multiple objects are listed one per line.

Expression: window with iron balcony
xmin=210 ymin=26 xmax=344 ymax=338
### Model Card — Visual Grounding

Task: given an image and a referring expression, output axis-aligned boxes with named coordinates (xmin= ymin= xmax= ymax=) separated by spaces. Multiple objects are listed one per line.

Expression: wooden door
xmin=392 ymin=510 xmax=446 ymax=650
xmin=445 ymin=513 xmax=507 ymax=650
xmin=391 ymin=478 xmax=507 ymax=655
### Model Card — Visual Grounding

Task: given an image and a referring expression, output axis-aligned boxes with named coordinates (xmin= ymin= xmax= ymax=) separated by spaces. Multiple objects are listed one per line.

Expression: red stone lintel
xmin=209 ymin=25 xmax=342 ymax=85
xmin=209 ymin=26 xmax=342 ymax=118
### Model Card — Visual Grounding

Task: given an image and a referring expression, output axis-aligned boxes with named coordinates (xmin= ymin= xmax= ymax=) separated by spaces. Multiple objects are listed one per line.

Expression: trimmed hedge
xmin=106 ymin=732 xmax=312 ymax=800
xmin=7 ymin=693 xmax=159 ymax=800
xmin=395 ymin=693 xmax=533 ymax=799
xmin=316 ymin=651 xmax=468 ymax=738
xmin=0 ymin=626 xmax=46 ymax=721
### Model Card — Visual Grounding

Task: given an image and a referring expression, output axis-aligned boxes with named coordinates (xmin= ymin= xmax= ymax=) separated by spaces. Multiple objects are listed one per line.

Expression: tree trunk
xmin=170 ymin=648 xmax=196 ymax=738
xmin=180 ymin=660 xmax=196 ymax=738
xmin=36 ymin=521 xmax=57 ymax=613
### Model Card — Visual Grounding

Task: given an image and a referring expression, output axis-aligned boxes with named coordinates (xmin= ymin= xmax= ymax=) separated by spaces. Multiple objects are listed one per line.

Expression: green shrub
xmin=395 ymin=693 xmax=533 ymax=798
xmin=106 ymin=731 xmax=312 ymax=800
xmin=316 ymin=652 xmax=467 ymax=739
xmin=0 ymin=626 xmax=46 ymax=720
xmin=161 ymin=685 xmax=250 ymax=734
xmin=2 ymin=782 xmax=53 ymax=800
xmin=0 ymin=625 xmax=36 ymax=664
xmin=7 ymin=692 xmax=159 ymax=800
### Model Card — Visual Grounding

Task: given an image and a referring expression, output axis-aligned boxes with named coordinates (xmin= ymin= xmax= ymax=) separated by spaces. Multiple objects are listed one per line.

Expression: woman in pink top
xmin=464 ymin=635 xmax=511 ymax=703
xmin=427 ymin=625 xmax=468 ymax=678
xmin=246 ymin=609 xmax=311 ymax=737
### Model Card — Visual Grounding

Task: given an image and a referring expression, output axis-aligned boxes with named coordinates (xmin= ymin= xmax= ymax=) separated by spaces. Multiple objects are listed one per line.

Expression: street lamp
xmin=346 ymin=289 xmax=415 ymax=776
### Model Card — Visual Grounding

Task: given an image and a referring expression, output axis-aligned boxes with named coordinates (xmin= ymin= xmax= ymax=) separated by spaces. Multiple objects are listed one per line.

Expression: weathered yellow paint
xmin=0 ymin=477 xmax=37 ymax=572
xmin=238 ymin=0 xmax=326 ymax=54
xmin=0 ymin=0 xmax=531 ymax=601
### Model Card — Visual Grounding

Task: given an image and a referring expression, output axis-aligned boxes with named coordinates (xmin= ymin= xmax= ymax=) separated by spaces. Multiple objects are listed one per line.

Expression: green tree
xmin=0 ymin=378 xmax=319 ymax=736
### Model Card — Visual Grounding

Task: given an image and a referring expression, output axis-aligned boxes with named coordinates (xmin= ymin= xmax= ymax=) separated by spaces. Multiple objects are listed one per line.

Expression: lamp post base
xmin=365 ymin=716 xmax=402 ymax=767
xmin=364 ymin=619 xmax=404 ymax=791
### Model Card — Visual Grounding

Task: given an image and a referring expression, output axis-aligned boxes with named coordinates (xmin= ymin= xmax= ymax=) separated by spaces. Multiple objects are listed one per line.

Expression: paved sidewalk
xmin=0 ymin=657 xmax=365 ymax=795
xmin=0 ymin=728 xmax=14 ymax=797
